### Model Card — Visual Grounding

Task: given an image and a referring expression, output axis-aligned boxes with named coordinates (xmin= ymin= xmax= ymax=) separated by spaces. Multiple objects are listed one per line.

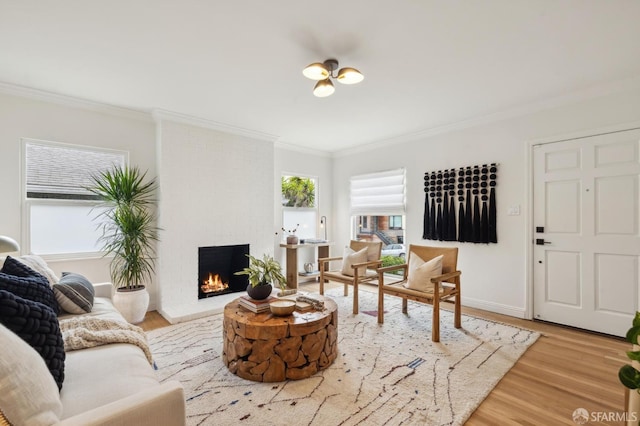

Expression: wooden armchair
xmin=319 ymin=240 xmax=382 ymax=314
xmin=377 ymin=245 xmax=461 ymax=342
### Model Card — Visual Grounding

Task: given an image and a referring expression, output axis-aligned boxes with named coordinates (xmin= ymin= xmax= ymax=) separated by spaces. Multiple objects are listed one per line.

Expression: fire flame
xmin=201 ymin=273 xmax=229 ymax=293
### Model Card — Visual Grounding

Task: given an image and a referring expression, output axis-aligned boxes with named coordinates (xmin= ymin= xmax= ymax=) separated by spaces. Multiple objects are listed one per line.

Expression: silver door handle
xmin=535 ymin=239 xmax=551 ymax=245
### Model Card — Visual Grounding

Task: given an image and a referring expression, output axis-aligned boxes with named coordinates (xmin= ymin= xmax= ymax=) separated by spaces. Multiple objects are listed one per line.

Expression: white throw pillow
xmin=404 ymin=254 xmax=444 ymax=292
xmin=0 ymin=323 xmax=62 ymax=426
xmin=341 ymin=247 xmax=368 ymax=277
xmin=17 ymin=255 xmax=60 ymax=286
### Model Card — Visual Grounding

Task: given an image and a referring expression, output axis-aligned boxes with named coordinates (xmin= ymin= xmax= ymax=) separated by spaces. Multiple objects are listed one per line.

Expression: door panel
xmin=596 ymin=253 xmax=638 ymax=315
xmin=595 ymin=175 xmax=637 ymax=235
xmin=533 ymin=128 xmax=640 ymax=336
xmin=546 ymin=251 xmax=581 ymax=306
xmin=546 ymin=180 xmax=581 ymax=233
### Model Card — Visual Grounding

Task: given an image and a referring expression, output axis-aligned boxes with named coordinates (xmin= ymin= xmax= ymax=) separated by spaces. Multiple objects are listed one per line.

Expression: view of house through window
xmin=350 ymin=169 xmax=406 ymax=270
xmin=282 ymin=175 xmax=318 ymax=240
xmin=23 ymin=139 xmax=127 ymax=256
xmin=356 ymin=214 xmax=405 ymax=249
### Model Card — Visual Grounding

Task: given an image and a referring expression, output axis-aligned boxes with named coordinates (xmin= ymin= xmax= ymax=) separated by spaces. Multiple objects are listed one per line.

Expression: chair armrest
xmin=430 ymin=270 xmax=461 ymax=284
xmin=377 ymin=264 xmax=408 ymax=274
xmin=318 ymin=256 xmax=343 ymax=266
xmin=351 ymin=260 xmax=382 ymax=269
xmin=92 ymin=282 xmax=114 ymax=299
xmin=56 ymin=381 xmax=185 ymax=426
xmin=377 ymin=264 xmax=408 ymax=287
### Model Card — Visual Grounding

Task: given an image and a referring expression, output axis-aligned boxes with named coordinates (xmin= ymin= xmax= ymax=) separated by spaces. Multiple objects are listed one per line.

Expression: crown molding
xmin=274 ymin=140 xmax=331 ymax=158
xmin=333 ymin=74 xmax=640 ymax=157
xmin=0 ymin=81 xmax=152 ymax=122
xmin=152 ymin=109 xmax=279 ymax=143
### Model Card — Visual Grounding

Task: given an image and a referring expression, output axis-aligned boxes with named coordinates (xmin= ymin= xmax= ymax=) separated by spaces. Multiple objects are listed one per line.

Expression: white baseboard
xmin=460 ymin=296 xmax=527 ymax=319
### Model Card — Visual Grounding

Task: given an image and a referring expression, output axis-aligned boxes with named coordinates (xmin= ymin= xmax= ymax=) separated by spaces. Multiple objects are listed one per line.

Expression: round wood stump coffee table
xmin=222 ymin=296 xmax=338 ymax=382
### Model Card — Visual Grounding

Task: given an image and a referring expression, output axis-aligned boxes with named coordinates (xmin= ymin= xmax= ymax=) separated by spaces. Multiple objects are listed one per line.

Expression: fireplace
xmin=198 ymin=244 xmax=249 ymax=299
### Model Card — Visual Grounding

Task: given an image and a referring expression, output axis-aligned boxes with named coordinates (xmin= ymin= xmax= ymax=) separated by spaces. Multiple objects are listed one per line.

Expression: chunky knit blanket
xmin=59 ymin=317 xmax=153 ymax=364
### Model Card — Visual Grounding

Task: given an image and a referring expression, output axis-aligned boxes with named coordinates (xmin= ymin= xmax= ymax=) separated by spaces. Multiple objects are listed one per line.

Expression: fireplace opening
xmin=198 ymin=244 xmax=249 ymax=299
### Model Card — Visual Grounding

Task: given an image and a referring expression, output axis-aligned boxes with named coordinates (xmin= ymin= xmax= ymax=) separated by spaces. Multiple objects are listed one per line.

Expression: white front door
xmin=533 ymin=128 xmax=640 ymax=336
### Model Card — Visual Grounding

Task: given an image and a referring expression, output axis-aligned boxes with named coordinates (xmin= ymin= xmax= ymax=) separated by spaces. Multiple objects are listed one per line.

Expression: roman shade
xmin=350 ymin=168 xmax=406 ymax=215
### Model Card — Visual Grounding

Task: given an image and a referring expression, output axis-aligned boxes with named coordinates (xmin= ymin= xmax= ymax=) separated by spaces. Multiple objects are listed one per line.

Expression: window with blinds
xmin=25 ymin=141 xmax=126 ymax=200
xmin=23 ymin=139 xmax=128 ymax=256
xmin=350 ymin=168 xmax=406 ymax=216
xmin=350 ymin=168 xmax=406 ymax=248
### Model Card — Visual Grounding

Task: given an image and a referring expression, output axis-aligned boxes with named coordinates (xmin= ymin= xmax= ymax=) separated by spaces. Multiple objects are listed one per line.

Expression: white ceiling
xmin=1 ymin=1 xmax=640 ymax=153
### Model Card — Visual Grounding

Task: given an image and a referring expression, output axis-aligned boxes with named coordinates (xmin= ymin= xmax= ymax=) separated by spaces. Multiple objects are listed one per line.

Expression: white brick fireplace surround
xmin=155 ymin=118 xmax=276 ymax=323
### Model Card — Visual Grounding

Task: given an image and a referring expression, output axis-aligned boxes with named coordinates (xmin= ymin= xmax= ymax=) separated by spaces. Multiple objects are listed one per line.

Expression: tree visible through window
xmin=282 ymin=175 xmax=317 ymax=240
xmin=282 ymin=176 xmax=315 ymax=207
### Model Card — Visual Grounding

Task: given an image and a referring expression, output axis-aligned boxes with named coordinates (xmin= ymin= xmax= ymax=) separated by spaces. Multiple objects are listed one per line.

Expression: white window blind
xmin=350 ymin=168 xmax=406 ymax=215
xmin=25 ymin=140 xmax=126 ymax=200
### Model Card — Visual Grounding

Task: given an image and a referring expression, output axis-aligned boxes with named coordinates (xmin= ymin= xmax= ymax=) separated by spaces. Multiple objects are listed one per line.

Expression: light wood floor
xmin=140 ymin=281 xmax=630 ymax=425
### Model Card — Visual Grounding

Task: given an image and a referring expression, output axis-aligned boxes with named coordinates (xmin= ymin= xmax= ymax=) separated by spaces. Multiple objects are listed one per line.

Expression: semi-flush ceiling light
xmin=303 ymin=58 xmax=363 ymax=97
xmin=313 ymin=79 xmax=335 ymax=97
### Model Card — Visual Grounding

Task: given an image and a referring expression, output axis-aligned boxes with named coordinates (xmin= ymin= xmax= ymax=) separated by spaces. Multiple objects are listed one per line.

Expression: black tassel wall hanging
xmin=423 ymin=163 xmax=498 ymax=244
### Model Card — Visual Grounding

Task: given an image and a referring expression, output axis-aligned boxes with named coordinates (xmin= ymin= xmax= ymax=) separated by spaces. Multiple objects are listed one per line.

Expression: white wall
xmin=332 ymin=88 xmax=640 ymax=317
xmin=0 ymin=91 xmax=156 ymax=297
xmin=155 ymin=119 xmax=277 ymax=320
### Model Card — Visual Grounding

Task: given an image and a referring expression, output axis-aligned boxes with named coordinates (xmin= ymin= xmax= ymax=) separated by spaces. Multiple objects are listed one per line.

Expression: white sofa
xmin=55 ymin=282 xmax=186 ymax=426
xmin=0 ymin=278 xmax=186 ymax=426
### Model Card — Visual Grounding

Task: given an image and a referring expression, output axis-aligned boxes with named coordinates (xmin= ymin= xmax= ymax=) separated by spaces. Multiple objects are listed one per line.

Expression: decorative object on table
xmin=234 ymin=253 xmax=286 ymax=300
xmin=303 ymin=262 xmax=314 ymax=273
xmin=423 ymin=163 xmax=498 ymax=244
xmin=0 ymin=235 xmax=20 ymax=253
xmin=296 ymin=294 xmax=325 ymax=311
xmin=238 ymin=295 xmax=277 ymax=313
xmin=277 ymin=292 xmax=314 ymax=312
xmin=277 ymin=288 xmax=297 ymax=297
xmin=269 ymin=299 xmax=296 ymax=316
xmin=88 ymin=165 xmax=159 ymax=324
xmin=618 ymin=311 xmax=640 ymax=420
xmin=276 ymin=223 xmax=300 ymax=244
xmin=281 ymin=224 xmax=300 ymax=245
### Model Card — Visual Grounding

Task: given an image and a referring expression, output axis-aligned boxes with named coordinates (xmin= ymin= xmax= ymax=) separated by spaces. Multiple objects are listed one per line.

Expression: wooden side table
xmin=222 ymin=296 xmax=338 ymax=382
xmin=279 ymin=242 xmax=330 ymax=288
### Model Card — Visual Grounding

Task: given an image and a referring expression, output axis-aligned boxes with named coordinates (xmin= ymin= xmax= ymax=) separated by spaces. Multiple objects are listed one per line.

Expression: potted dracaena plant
xmin=234 ymin=253 xmax=286 ymax=300
xmin=88 ymin=165 xmax=159 ymax=324
xmin=619 ymin=312 xmax=640 ymax=425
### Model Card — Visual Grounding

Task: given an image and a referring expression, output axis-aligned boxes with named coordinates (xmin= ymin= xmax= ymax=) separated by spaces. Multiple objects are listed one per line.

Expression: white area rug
xmin=147 ymin=288 xmax=538 ymax=426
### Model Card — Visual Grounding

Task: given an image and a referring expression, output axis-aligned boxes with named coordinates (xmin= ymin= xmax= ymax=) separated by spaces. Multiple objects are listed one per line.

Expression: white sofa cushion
xmin=60 ymin=343 xmax=160 ymax=419
xmin=0 ymin=323 xmax=62 ymax=425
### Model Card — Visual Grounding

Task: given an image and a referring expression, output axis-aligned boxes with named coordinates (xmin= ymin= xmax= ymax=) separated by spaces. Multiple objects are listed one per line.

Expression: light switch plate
xmin=507 ymin=205 xmax=521 ymax=216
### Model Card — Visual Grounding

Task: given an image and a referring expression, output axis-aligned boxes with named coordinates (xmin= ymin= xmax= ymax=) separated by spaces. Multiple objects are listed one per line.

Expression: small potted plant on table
xmin=235 ymin=253 xmax=286 ymax=300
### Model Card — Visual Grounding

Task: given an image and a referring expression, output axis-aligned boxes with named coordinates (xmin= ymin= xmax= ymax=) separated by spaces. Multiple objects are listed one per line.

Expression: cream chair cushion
xmin=404 ymin=254 xmax=444 ymax=292
xmin=341 ymin=247 xmax=368 ymax=277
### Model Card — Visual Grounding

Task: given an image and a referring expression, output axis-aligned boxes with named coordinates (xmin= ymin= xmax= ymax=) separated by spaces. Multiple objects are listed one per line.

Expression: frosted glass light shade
xmin=303 ymin=63 xmax=330 ymax=80
xmin=313 ymin=79 xmax=335 ymax=97
xmin=337 ymin=67 xmax=364 ymax=84
xmin=0 ymin=236 xmax=20 ymax=253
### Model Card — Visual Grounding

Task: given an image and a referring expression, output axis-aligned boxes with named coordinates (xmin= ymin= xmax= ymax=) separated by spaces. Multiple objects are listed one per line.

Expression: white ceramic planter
xmin=113 ymin=286 xmax=150 ymax=324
